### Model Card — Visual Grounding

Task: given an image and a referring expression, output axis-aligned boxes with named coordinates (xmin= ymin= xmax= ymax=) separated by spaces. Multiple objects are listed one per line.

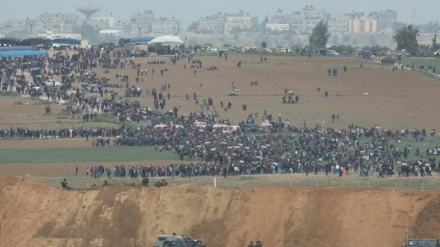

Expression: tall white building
xmin=369 ymin=10 xmax=397 ymax=31
xmin=92 ymin=16 xmax=125 ymax=30
xmin=194 ymin=13 xmax=225 ymax=34
xmin=127 ymin=10 xmax=155 ymax=36
xmin=266 ymin=23 xmax=290 ymax=31
xmin=348 ymin=16 xmax=377 ymax=33
xmin=151 ymin=17 xmax=180 ymax=35
xmin=223 ymin=11 xmax=258 ymax=35
xmin=37 ymin=31 xmax=81 ymax=40
xmin=328 ymin=18 xmax=349 ymax=33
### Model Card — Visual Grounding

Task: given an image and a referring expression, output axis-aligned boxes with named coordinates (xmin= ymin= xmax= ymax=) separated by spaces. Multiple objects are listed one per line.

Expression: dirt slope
xmin=0 ymin=174 xmax=439 ymax=247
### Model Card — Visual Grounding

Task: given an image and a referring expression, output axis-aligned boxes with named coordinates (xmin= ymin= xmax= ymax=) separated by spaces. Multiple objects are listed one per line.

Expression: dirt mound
xmin=413 ymin=195 xmax=440 ymax=238
xmin=1 ymin=175 xmax=440 ymax=247
xmin=0 ymin=172 xmax=17 ymax=188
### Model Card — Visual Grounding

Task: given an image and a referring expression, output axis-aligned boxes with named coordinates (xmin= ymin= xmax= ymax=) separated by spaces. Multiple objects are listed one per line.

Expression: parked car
xmin=44 ymin=79 xmax=61 ymax=87
xmin=325 ymin=50 xmax=340 ymax=56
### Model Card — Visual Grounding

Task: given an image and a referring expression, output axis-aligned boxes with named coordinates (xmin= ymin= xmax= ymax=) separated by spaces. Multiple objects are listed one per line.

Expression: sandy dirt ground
xmin=1 ymin=173 xmax=440 ymax=247
xmin=2 ymin=53 xmax=440 ymax=246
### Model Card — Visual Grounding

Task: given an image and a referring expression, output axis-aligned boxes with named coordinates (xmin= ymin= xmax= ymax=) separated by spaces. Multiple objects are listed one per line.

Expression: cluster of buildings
xmin=0 ymin=5 xmax=398 ymax=42
xmin=192 ymin=6 xmax=397 ymax=35
xmin=0 ymin=8 xmax=180 ymax=41
xmin=265 ymin=6 xmax=397 ymax=34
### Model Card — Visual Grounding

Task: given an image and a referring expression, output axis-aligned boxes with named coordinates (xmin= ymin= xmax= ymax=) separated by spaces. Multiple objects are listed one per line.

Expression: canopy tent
xmin=154 ymin=124 xmax=168 ymax=129
xmin=0 ymin=38 xmax=21 ymax=46
xmin=0 ymin=49 xmax=48 ymax=57
xmin=51 ymin=38 xmax=80 ymax=45
xmin=148 ymin=35 xmax=184 ymax=44
xmin=21 ymin=38 xmax=52 ymax=46
xmin=260 ymin=121 xmax=272 ymax=127
xmin=0 ymin=46 xmax=34 ymax=51
xmin=118 ymin=37 xmax=155 ymax=45
xmin=194 ymin=121 xmax=207 ymax=128
xmin=213 ymin=123 xmax=229 ymax=128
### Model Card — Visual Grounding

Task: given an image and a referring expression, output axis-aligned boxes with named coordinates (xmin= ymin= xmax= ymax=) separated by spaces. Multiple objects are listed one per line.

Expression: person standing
xmin=378 ymin=167 xmax=385 ymax=178
xmin=75 ymin=166 xmax=79 ymax=177
xmin=61 ymin=178 xmax=68 ymax=189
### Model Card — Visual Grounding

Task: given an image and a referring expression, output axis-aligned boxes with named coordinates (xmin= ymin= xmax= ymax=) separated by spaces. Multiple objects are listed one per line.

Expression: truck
xmin=153 ymin=233 xmax=205 ymax=247
xmin=403 ymin=238 xmax=440 ymax=247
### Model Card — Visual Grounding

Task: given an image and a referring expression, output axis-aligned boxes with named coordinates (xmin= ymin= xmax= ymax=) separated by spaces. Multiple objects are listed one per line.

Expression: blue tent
xmin=51 ymin=38 xmax=81 ymax=45
xmin=0 ymin=49 xmax=48 ymax=57
xmin=0 ymin=46 xmax=34 ymax=51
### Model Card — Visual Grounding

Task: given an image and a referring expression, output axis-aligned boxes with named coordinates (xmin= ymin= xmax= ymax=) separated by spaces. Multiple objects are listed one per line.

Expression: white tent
xmin=213 ymin=123 xmax=228 ymax=128
xmin=260 ymin=121 xmax=272 ymax=127
xmin=148 ymin=35 xmax=184 ymax=44
xmin=194 ymin=121 xmax=207 ymax=128
xmin=154 ymin=124 xmax=168 ymax=129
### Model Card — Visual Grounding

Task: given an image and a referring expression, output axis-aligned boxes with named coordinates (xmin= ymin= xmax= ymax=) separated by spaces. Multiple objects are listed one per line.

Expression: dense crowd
xmin=3 ymin=106 xmax=438 ymax=180
xmin=1 ymin=47 xmax=439 ymax=180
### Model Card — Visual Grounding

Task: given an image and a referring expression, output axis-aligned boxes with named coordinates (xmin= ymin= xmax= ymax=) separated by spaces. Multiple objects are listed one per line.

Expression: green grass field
xmin=0 ymin=146 xmax=177 ymax=163
xmin=401 ymin=57 xmax=440 ymax=76
xmin=0 ymin=135 xmax=439 ymax=164
xmin=39 ymin=173 xmax=440 ymax=191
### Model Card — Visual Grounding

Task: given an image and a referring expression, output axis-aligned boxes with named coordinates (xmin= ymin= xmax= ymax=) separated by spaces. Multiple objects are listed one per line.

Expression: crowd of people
xmin=2 ymin=100 xmax=438 ymax=180
xmin=1 ymin=47 xmax=439 ymax=181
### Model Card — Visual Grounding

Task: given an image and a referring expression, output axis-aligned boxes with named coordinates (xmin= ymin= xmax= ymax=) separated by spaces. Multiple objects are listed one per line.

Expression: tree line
xmin=309 ymin=20 xmax=440 ymax=55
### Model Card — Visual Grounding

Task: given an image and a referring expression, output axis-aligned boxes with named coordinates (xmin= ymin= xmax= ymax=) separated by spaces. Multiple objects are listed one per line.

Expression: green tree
xmin=187 ymin=22 xmax=199 ymax=32
xmin=309 ymin=20 xmax=331 ymax=49
xmin=393 ymin=24 xmax=419 ymax=53
xmin=432 ymin=33 xmax=440 ymax=51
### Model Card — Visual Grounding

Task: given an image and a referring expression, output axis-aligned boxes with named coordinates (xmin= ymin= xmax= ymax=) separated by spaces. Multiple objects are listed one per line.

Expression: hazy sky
xmin=2 ymin=0 xmax=439 ymax=29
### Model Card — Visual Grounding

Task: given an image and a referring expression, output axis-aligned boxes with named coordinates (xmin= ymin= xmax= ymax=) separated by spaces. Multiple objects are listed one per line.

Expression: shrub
xmin=142 ymin=177 xmax=149 ymax=186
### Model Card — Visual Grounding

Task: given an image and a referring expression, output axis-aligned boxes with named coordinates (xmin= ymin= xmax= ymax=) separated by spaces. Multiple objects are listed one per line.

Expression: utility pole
xmin=411 ymin=0 xmax=416 ymax=24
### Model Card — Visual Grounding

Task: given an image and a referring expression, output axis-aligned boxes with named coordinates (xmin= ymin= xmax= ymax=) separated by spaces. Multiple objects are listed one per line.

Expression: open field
xmin=3 ymin=53 xmax=440 ymax=131
xmin=0 ymin=146 xmax=175 ymax=163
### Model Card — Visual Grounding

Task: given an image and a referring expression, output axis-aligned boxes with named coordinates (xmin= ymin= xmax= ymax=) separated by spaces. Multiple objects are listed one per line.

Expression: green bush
xmin=142 ymin=177 xmax=149 ymax=186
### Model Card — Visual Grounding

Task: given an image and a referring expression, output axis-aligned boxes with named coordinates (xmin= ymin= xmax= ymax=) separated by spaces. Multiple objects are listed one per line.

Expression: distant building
xmin=266 ymin=23 xmax=290 ymax=31
xmin=348 ymin=16 xmax=377 ymax=33
xmin=151 ymin=17 xmax=180 ymax=35
xmin=194 ymin=13 xmax=225 ymax=34
xmin=270 ymin=9 xmax=286 ymax=23
xmin=127 ymin=10 xmax=155 ymax=36
xmin=92 ymin=16 xmax=125 ymax=30
xmin=328 ymin=17 xmax=349 ymax=33
xmin=223 ymin=11 xmax=258 ymax=35
xmin=99 ymin=29 xmax=123 ymax=36
xmin=37 ymin=31 xmax=81 ymax=40
xmin=275 ymin=5 xmax=330 ymax=34
xmin=34 ymin=13 xmax=79 ymax=34
xmin=266 ymin=9 xmax=290 ymax=32
xmin=369 ymin=10 xmax=398 ymax=31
